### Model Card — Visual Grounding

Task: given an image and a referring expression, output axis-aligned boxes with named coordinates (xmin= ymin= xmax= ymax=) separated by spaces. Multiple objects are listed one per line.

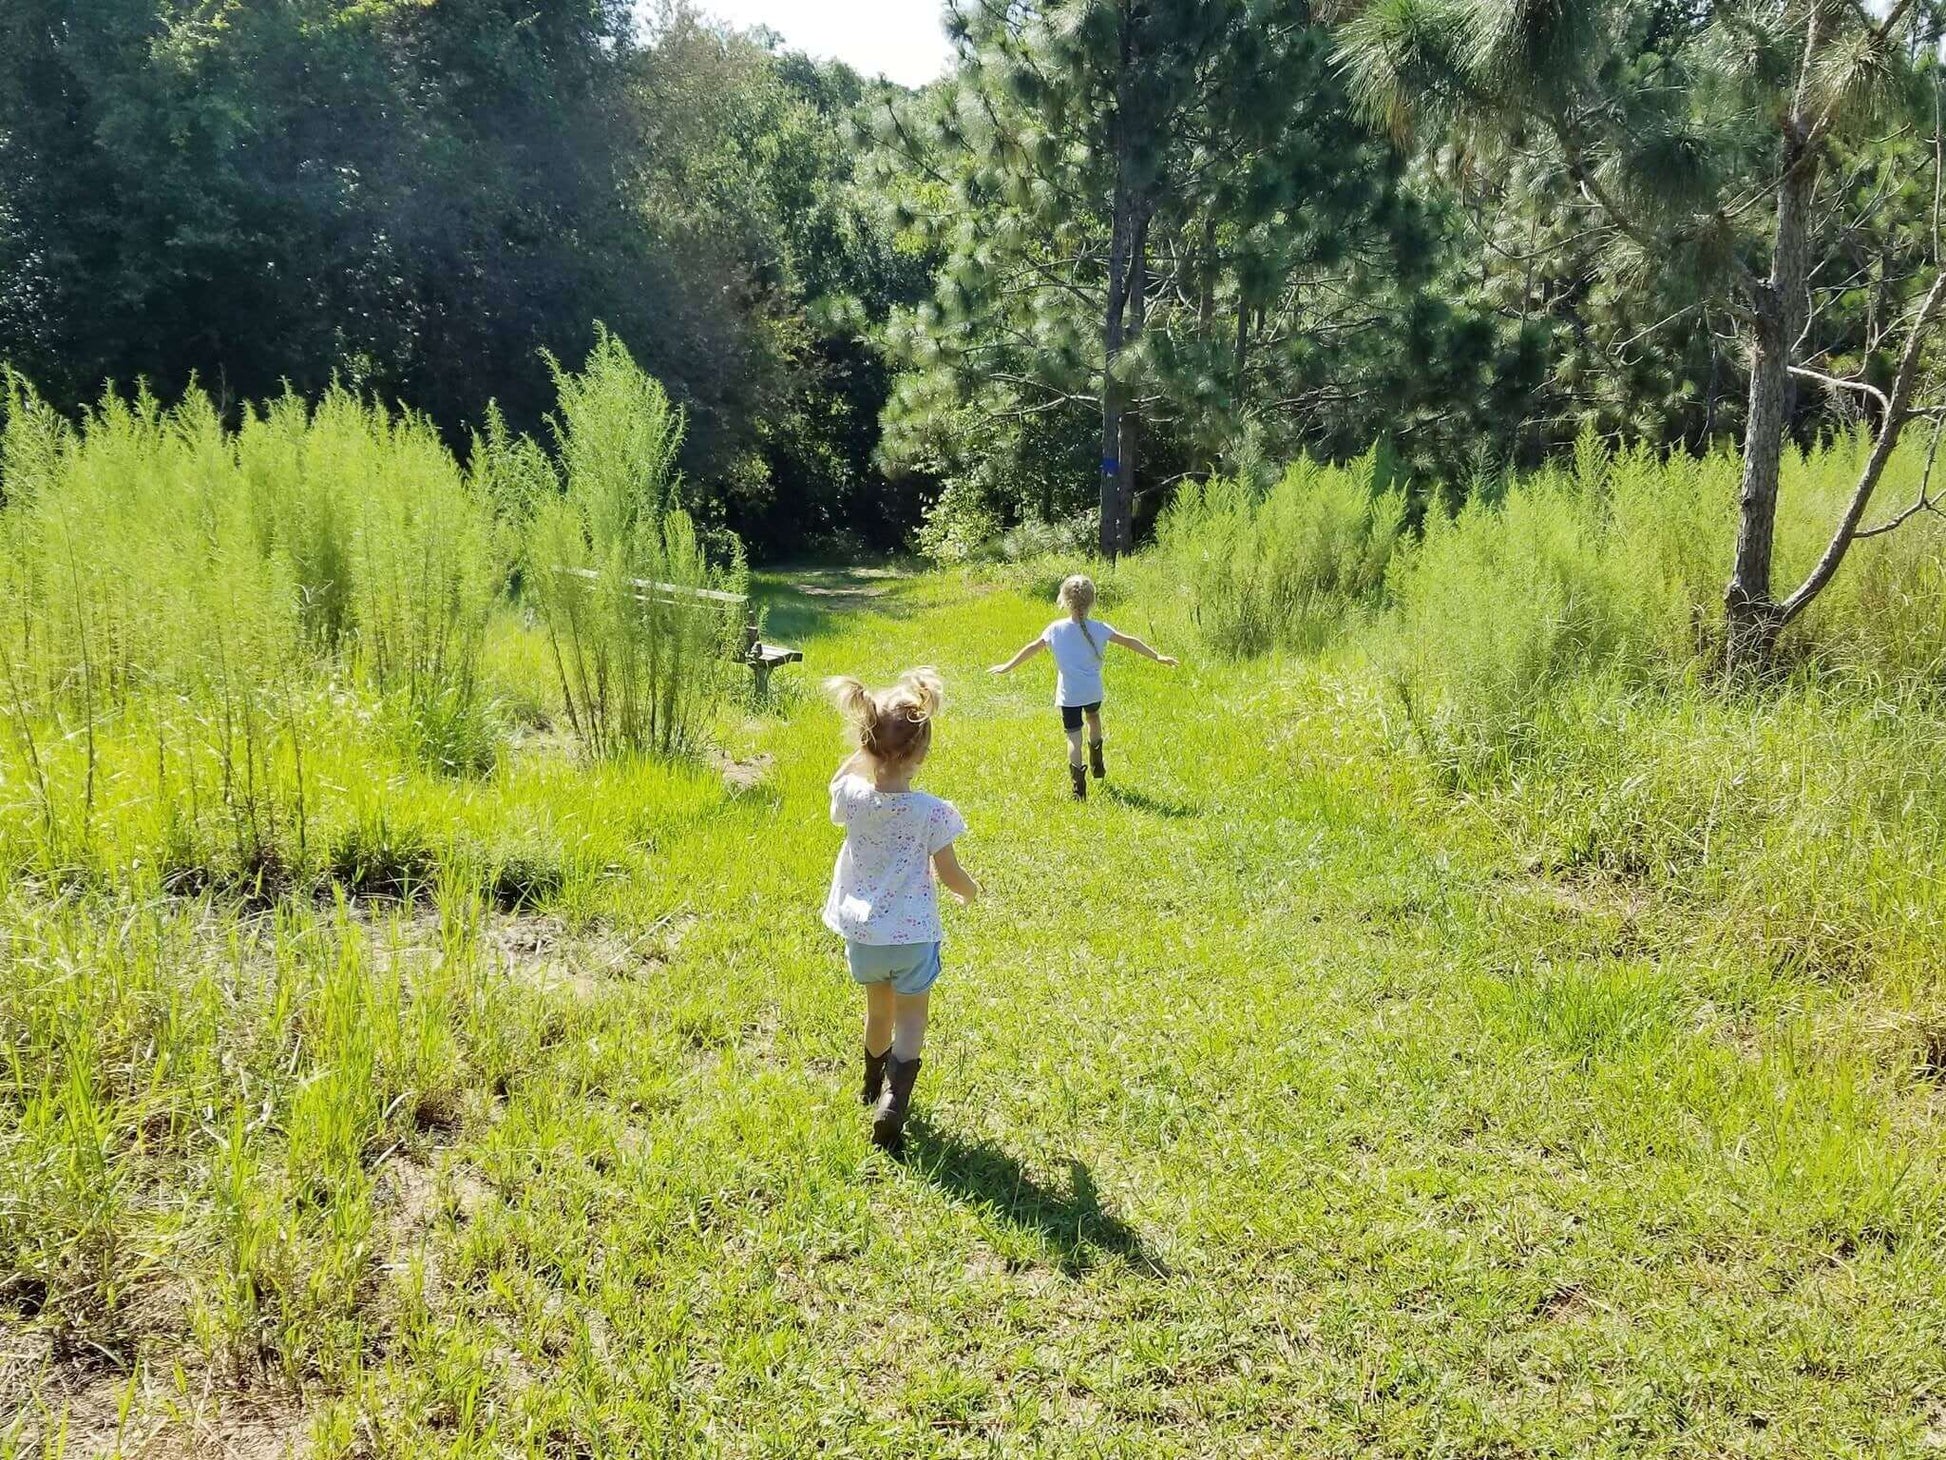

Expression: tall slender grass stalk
xmin=1157 ymin=452 xmax=1405 ymax=658
xmin=529 ymin=329 xmax=743 ymax=760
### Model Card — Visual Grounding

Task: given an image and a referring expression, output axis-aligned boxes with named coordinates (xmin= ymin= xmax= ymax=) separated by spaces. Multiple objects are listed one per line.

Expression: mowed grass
xmin=3 ymin=567 xmax=1944 ymax=1457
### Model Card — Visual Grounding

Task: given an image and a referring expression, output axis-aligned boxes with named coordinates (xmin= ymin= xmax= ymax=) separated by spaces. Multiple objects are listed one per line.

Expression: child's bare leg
xmin=863 ymin=981 xmax=895 ymax=1058
xmin=891 ymin=991 xmax=930 ymax=1061
xmin=1084 ymin=708 xmax=1105 ymax=778
xmin=1066 ymin=726 xmax=1086 ymax=767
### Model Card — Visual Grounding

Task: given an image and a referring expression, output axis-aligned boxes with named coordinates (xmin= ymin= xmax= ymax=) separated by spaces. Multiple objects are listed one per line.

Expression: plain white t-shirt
xmin=822 ymin=771 xmax=967 ymax=945
xmin=1042 ymin=617 xmax=1115 ymax=707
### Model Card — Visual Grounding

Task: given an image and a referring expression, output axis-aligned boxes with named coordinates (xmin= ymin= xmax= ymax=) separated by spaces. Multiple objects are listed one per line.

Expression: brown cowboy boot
xmin=1068 ymin=763 xmax=1088 ymax=800
xmin=871 ymin=1055 xmax=923 ymax=1156
xmin=1089 ymin=739 xmax=1106 ymax=780
xmin=862 ymin=1045 xmax=890 ymax=1107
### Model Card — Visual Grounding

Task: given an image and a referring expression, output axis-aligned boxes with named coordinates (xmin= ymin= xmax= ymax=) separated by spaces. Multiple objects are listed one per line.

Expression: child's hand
xmin=987 ymin=664 xmax=1008 ymax=675
xmin=933 ymin=847 xmax=978 ymax=903
xmin=1158 ymin=654 xmax=1179 ymax=667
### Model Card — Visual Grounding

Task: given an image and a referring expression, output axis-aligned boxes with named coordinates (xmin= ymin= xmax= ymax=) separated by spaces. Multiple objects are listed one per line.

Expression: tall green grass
xmin=1383 ymin=433 xmax=1946 ymax=774
xmin=1151 ymin=427 xmax=1946 ymax=773
xmin=528 ymin=330 xmax=745 ymax=760
xmin=1147 ymin=427 xmax=1946 ymax=1010
xmin=1156 ymin=452 xmax=1405 ymax=657
xmin=0 ymin=333 xmax=744 ymax=894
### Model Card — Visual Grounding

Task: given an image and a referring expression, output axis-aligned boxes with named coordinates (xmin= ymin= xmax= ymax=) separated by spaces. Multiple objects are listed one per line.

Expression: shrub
xmin=915 ymin=478 xmax=1006 ymax=564
xmin=1000 ymin=511 xmax=1099 ymax=562
xmin=1385 ymin=454 xmax=1650 ymax=778
xmin=1157 ymin=453 xmax=1405 ymax=658
xmin=528 ymin=330 xmax=744 ymax=760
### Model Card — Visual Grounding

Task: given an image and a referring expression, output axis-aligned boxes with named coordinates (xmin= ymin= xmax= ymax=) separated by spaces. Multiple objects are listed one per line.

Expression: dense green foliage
xmin=873 ymin=0 xmax=1540 ymax=549
xmin=1335 ymin=0 xmax=1946 ymax=663
xmin=0 ymin=1 xmax=929 ymax=554
xmin=0 ymin=337 xmax=739 ymax=894
xmin=8 ymin=0 xmax=1946 ymax=583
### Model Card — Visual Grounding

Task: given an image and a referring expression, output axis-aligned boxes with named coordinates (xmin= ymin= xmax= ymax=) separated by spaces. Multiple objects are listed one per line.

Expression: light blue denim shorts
xmin=845 ymin=941 xmax=943 ymax=996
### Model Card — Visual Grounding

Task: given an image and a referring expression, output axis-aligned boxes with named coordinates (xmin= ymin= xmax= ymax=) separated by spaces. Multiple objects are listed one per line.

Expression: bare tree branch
xmin=1855 ymin=412 xmax=1946 ymax=538
xmin=1781 ymin=268 xmax=1946 ymax=623
xmin=1788 ymin=363 xmax=1891 ymax=416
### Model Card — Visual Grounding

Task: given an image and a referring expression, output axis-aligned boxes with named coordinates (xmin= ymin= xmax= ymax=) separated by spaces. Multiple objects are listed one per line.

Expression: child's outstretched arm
xmin=932 ymin=844 xmax=980 ymax=903
xmin=988 ymin=637 xmax=1048 ymax=675
xmin=1108 ymin=629 xmax=1179 ymax=667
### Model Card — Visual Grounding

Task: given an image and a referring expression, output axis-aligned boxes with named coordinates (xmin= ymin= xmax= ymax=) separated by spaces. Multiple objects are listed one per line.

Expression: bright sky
xmin=693 ymin=0 xmax=955 ymax=88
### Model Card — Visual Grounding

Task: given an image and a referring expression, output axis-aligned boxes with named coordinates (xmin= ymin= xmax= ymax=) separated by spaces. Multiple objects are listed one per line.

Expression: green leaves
xmin=880 ymin=0 xmax=1458 ymax=543
xmin=1461 ymin=0 xmax=1609 ymax=99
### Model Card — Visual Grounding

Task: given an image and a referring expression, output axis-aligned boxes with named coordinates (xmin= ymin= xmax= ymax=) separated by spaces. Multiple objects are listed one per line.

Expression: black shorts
xmin=1060 ymin=701 xmax=1102 ymax=731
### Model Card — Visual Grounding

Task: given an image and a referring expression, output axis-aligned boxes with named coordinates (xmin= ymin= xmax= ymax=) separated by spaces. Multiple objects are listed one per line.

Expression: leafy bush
xmin=1386 ymin=459 xmax=1651 ymax=778
xmin=1157 ymin=453 xmax=1405 ymax=657
xmin=1000 ymin=511 xmax=1099 ymax=562
xmin=915 ymin=478 xmax=1007 ymax=564
xmin=528 ymin=331 xmax=745 ymax=760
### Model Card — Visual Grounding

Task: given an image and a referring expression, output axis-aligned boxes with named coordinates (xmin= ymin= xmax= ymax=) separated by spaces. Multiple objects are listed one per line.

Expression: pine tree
xmin=878 ymin=0 xmax=1425 ymax=555
xmin=1336 ymin=0 xmax=1946 ymax=669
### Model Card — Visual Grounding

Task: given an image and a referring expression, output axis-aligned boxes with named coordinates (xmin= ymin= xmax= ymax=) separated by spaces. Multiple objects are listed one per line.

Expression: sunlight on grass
xmin=2 ymin=557 xmax=1943 ymax=1455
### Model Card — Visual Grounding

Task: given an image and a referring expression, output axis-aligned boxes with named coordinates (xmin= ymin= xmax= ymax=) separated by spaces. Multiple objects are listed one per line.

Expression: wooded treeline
xmin=0 ymin=0 xmax=931 ymax=555
xmin=6 ymin=0 xmax=1946 ymax=627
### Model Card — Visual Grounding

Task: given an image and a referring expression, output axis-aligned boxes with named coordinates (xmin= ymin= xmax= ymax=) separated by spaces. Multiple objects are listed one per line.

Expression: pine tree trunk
xmin=1724 ymin=140 xmax=1817 ymax=672
xmin=1100 ymin=186 xmax=1133 ymax=559
xmin=1112 ymin=221 xmax=1147 ymax=556
xmin=1197 ymin=214 xmax=1216 ymax=335
xmin=1099 ymin=5 xmax=1137 ymax=560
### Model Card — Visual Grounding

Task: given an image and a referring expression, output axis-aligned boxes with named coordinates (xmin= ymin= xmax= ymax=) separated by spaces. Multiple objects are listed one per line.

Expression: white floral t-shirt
xmin=822 ymin=771 xmax=966 ymax=945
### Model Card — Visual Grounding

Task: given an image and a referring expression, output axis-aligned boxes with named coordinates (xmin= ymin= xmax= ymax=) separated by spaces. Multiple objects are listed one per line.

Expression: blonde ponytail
xmin=825 ymin=675 xmax=878 ymax=734
xmin=898 ymin=666 xmax=944 ymax=720
xmin=828 ymin=667 xmax=942 ymax=767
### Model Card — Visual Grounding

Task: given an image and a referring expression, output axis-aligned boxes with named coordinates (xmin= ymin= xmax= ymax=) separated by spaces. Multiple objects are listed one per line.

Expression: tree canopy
xmin=5 ymin=0 xmax=1946 ymax=614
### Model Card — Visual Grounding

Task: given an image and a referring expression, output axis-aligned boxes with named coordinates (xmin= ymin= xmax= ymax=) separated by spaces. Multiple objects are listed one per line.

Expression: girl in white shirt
xmin=989 ymin=574 xmax=1178 ymax=800
xmin=823 ymin=667 xmax=979 ymax=1156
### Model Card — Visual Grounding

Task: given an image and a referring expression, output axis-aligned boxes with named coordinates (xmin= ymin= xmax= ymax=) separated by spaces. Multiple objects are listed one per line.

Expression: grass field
xmin=3 ymin=563 xmax=1945 ymax=1457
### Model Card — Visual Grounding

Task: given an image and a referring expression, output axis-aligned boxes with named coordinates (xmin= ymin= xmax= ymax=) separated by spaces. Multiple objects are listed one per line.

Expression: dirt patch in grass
xmin=1 ymin=1369 xmax=314 ymax=1459
xmin=712 ymin=749 xmax=775 ymax=790
xmin=793 ymin=581 xmax=893 ymax=603
xmin=483 ymin=910 xmax=695 ymax=998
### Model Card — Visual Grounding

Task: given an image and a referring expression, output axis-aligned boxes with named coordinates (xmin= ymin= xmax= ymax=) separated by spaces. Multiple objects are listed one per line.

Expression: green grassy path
xmin=4 ymin=570 xmax=1942 ymax=1456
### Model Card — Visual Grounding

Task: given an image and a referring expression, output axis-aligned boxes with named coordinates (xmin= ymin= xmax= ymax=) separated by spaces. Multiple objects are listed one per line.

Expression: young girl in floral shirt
xmin=823 ymin=668 xmax=979 ymax=1155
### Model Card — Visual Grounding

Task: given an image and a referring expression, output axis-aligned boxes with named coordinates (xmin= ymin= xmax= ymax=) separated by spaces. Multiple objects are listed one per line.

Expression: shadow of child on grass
xmin=903 ymin=1116 xmax=1168 ymax=1278
xmin=1099 ymin=783 xmax=1200 ymax=820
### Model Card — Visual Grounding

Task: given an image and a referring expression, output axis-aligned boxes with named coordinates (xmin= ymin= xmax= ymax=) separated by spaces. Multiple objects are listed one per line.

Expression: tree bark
xmin=1197 ymin=214 xmax=1216 ymax=336
xmin=1112 ymin=219 xmax=1148 ymax=556
xmin=1234 ymin=294 xmax=1250 ymax=384
xmin=1723 ymin=136 xmax=1817 ymax=671
xmin=1099 ymin=8 xmax=1136 ymax=560
xmin=1100 ymin=181 xmax=1133 ymax=559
